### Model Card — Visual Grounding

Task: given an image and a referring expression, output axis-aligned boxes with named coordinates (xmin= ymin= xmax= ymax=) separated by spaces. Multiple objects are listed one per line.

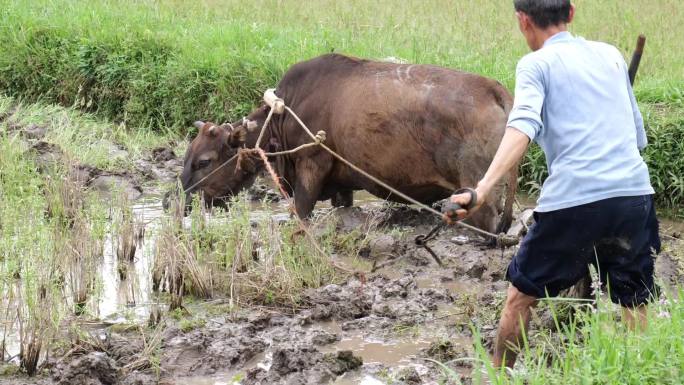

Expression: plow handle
xmin=628 ymin=34 xmax=646 ymax=85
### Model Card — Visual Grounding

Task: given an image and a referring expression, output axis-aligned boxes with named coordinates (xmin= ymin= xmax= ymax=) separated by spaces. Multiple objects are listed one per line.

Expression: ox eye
xmin=197 ymin=159 xmax=211 ymax=169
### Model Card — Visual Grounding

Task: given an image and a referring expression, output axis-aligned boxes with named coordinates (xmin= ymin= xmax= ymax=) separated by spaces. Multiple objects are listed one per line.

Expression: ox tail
xmin=496 ymin=165 xmax=518 ymax=234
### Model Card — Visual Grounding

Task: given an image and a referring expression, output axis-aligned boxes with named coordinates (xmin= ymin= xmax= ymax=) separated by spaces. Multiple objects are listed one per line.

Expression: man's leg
xmin=499 ymin=204 xmax=602 ymax=368
xmin=493 ymin=284 xmax=539 ymax=368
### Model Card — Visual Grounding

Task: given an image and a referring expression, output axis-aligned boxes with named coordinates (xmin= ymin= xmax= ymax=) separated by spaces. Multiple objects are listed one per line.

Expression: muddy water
xmin=97 ymin=193 xmax=293 ymax=323
xmin=95 ymin=190 xmax=386 ymax=322
xmin=98 ymin=198 xmax=163 ymax=322
xmin=178 ymin=352 xmax=270 ymax=385
xmin=317 ymin=320 xmax=438 ymax=365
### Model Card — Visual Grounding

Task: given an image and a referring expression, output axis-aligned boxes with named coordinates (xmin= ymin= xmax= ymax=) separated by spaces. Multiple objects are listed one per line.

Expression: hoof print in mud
xmin=151 ymin=146 xmax=176 ymax=162
xmin=323 ymin=350 xmax=363 ymax=375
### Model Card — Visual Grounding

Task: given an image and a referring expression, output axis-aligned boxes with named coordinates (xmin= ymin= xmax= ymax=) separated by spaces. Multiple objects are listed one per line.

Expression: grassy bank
xmin=1 ymin=0 xmax=681 ymax=129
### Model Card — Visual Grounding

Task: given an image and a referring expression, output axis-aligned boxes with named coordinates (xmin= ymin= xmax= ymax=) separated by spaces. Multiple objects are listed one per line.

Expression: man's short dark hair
xmin=514 ymin=0 xmax=571 ymax=28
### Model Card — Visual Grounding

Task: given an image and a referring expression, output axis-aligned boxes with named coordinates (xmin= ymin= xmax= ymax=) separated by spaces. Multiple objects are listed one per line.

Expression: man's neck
xmin=532 ymin=25 xmax=568 ymax=50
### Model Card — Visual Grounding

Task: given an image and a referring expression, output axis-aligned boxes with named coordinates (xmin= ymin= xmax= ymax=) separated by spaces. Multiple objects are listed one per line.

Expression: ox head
xmin=177 ymin=106 xmax=270 ymax=213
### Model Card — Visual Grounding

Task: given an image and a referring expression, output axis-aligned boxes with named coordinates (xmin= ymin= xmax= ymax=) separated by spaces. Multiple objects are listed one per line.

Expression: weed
xmin=179 ymin=317 xmax=206 ymax=333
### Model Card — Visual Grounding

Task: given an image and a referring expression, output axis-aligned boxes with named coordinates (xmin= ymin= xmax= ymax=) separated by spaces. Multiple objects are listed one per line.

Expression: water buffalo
xmin=181 ymin=54 xmax=517 ymax=233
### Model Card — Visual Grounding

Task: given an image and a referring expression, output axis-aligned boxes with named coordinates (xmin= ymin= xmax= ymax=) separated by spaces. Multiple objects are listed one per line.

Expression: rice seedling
xmin=1 ymin=101 xmax=111 ymax=374
xmin=151 ymin=192 xmax=347 ymax=310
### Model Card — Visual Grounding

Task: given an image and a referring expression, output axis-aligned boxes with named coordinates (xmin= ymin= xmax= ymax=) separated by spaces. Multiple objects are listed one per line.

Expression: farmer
xmin=445 ymin=0 xmax=660 ymax=368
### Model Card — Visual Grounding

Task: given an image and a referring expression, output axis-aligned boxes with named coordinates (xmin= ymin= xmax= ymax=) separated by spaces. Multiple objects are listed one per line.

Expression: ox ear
xmin=226 ymin=126 xmax=247 ymax=147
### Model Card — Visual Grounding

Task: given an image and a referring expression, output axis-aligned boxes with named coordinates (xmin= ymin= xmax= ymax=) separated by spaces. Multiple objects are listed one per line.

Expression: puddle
xmin=313 ymin=320 xmax=434 ymax=366
xmin=98 ymin=198 xmax=163 ymax=322
xmin=97 ymin=194 xmax=294 ymax=323
xmin=324 ymin=335 xmax=434 ymax=366
xmin=176 ymin=352 xmax=270 ymax=385
xmin=0 ymin=319 xmax=20 ymax=364
xmin=334 ymin=373 xmax=389 ymax=385
xmin=415 ymin=275 xmax=475 ymax=294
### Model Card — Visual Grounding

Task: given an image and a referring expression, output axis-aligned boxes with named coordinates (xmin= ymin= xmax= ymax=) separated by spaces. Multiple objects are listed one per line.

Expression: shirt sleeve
xmin=507 ymin=58 xmax=545 ymax=142
xmin=625 ymin=64 xmax=647 ymax=150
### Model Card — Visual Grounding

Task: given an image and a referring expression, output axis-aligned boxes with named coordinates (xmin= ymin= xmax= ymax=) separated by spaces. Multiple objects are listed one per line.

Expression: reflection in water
xmin=334 ymin=374 xmax=387 ymax=385
xmin=98 ymin=199 xmax=163 ymax=322
xmin=176 ymin=351 xmax=269 ymax=385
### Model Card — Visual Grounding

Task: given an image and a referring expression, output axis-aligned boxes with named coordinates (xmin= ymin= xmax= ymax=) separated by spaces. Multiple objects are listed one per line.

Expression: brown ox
xmin=180 ymin=54 xmax=517 ymax=233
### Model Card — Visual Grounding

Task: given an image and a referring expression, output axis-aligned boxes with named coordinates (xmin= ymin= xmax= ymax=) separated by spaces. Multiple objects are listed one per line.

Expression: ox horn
xmin=193 ymin=121 xmax=205 ymax=129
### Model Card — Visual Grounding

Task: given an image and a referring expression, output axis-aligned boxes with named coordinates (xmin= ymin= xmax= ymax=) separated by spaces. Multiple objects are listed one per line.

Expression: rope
xmin=254 ymin=107 xmax=276 ymax=149
xmin=281 ymin=106 xmax=516 ymax=246
xmin=182 ymin=91 xmax=518 ymax=247
xmin=183 ymin=153 xmax=239 ymax=194
xmin=253 ymin=147 xmax=357 ymax=275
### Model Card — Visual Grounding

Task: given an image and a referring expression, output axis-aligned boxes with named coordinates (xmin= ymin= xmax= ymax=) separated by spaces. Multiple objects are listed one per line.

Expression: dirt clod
xmin=151 ymin=146 xmax=176 ymax=162
xmin=397 ymin=366 xmax=423 ymax=384
xmin=52 ymin=352 xmax=119 ymax=385
xmin=23 ymin=124 xmax=47 ymax=140
xmin=323 ymin=350 xmax=363 ymax=375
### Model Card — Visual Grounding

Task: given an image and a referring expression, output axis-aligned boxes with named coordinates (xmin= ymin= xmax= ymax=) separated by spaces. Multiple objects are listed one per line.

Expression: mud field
xmin=1 ymin=136 xmax=683 ymax=385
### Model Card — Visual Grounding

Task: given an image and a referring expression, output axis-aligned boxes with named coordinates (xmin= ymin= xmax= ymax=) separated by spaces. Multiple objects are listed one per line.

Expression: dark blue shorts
xmin=506 ymin=195 xmax=660 ymax=307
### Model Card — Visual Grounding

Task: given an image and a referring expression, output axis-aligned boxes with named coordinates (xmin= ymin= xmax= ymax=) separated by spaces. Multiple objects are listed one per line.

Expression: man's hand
xmin=443 ymin=187 xmax=484 ymax=225
xmin=443 ymin=127 xmax=530 ymax=225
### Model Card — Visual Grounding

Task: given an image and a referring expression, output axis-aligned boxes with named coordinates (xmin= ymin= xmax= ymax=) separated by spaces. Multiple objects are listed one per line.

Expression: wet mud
xmin=1 ymin=127 xmax=683 ymax=385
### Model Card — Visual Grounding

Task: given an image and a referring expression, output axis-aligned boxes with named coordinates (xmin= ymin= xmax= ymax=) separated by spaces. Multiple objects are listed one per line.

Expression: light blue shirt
xmin=507 ymin=31 xmax=654 ymax=212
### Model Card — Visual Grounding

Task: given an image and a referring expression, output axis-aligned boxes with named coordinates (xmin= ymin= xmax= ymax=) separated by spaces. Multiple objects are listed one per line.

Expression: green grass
xmin=0 ymin=0 xmax=681 ymax=128
xmin=0 ymin=95 xmax=179 ymax=172
xmin=466 ymin=289 xmax=684 ymax=385
xmin=1 ymin=2 xmax=684 ymax=378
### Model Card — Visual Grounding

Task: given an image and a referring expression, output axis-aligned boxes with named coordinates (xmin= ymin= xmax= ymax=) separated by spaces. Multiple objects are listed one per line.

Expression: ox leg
xmin=331 ymin=190 xmax=354 ymax=208
xmin=293 ymin=156 xmax=332 ymax=219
